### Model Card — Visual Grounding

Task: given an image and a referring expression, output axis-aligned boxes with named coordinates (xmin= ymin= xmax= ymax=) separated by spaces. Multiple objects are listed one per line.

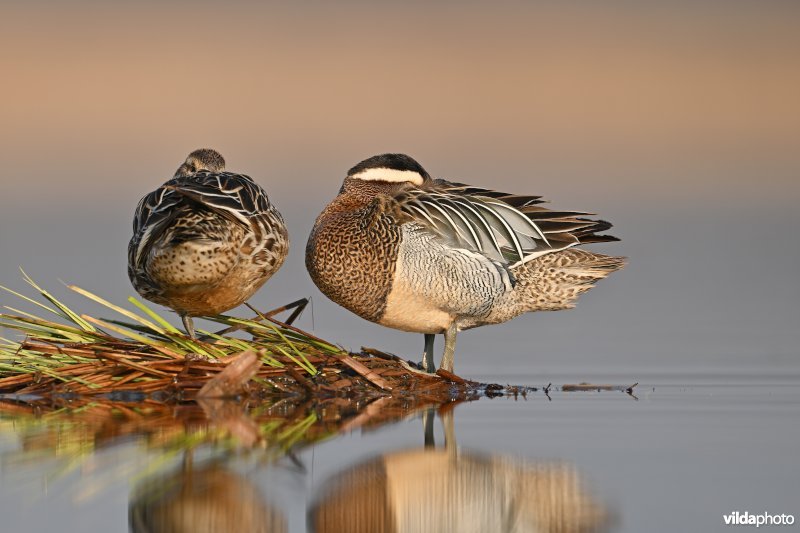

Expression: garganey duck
xmin=306 ymin=153 xmax=625 ymax=373
xmin=128 ymin=149 xmax=288 ymax=338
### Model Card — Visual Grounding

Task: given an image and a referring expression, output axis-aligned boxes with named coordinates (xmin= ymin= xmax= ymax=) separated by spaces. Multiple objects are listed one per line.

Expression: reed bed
xmin=0 ymin=274 xmax=501 ymax=400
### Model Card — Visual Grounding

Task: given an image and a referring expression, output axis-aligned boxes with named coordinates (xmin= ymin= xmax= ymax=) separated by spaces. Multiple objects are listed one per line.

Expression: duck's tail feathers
xmin=515 ymin=249 xmax=626 ymax=312
xmin=565 ymin=250 xmax=627 ymax=281
xmin=572 ymin=219 xmax=621 ymax=244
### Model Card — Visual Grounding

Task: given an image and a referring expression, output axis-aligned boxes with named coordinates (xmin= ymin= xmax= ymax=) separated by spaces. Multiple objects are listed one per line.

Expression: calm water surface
xmin=1 ymin=210 xmax=797 ymax=532
xmin=1 ymin=362 xmax=797 ymax=533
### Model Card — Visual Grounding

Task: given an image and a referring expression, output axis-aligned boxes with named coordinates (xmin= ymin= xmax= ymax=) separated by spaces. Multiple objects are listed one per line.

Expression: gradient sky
xmin=1 ymin=1 xmax=798 ymax=377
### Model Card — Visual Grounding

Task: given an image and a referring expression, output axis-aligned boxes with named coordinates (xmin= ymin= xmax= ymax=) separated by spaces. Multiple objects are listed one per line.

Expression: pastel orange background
xmin=1 ymin=2 xmax=798 ymax=205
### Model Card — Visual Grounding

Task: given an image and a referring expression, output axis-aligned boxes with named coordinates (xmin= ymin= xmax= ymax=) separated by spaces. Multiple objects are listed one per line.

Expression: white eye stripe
xmin=351 ymin=167 xmax=425 ymax=186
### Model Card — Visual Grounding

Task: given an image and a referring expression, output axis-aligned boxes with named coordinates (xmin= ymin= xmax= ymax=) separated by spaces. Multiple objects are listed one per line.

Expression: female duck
xmin=128 ymin=149 xmax=288 ymax=337
xmin=306 ymin=153 xmax=624 ymax=373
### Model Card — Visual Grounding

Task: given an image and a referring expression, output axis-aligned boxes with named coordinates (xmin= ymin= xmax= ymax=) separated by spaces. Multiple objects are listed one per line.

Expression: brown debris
xmin=198 ymin=351 xmax=263 ymax=398
xmin=331 ymin=352 xmax=393 ymax=392
xmin=562 ymin=382 xmax=638 ymax=394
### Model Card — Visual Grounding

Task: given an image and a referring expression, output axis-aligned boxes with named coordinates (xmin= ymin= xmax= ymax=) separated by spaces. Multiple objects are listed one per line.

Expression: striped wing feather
xmin=130 ymin=172 xmax=271 ymax=267
xmin=165 ymin=172 xmax=272 ymax=224
xmin=397 ymin=179 xmax=618 ymax=266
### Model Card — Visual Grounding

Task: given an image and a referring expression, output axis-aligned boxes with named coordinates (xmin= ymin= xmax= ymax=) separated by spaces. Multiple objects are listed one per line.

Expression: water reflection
xmin=310 ymin=411 xmax=611 ymax=533
xmin=130 ymin=455 xmax=286 ymax=533
xmin=1 ymin=397 xmax=612 ymax=532
xmin=0 ymin=393 xmax=458 ymax=501
xmin=0 ymin=393 xmax=448 ymax=468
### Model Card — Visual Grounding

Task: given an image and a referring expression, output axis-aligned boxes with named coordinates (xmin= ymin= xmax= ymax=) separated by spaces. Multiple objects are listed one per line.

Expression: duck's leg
xmin=181 ymin=314 xmax=197 ymax=339
xmin=442 ymin=410 xmax=457 ymax=460
xmin=423 ymin=408 xmax=435 ymax=448
xmin=179 ymin=314 xmax=197 ymax=373
xmin=440 ymin=322 xmax=458 ymax=373
xmin=421 ymin=334 xmax=436 ymax=373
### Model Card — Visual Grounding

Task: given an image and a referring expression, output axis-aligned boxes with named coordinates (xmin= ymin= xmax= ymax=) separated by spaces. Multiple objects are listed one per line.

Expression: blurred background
xmin=1 ymin=0 xmax=798 ymax=382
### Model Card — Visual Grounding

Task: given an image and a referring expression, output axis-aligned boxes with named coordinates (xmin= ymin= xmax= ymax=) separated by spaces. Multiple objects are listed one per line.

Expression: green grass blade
xmin=165 ymin=335 xmax=215 ymax=359
xmin=0 ymin=285 xmax=60 ymax=316
xmin=102 ymin=319 xmax=171 ymax=339
xmin=69 ymin=285 xmax=165 ymax=335
xmin=268 ymin=325 xmax=317 ymax=375
xmin=80 ymin=315 xmax=184 ymax=358
xmin=4 ymin=309 xmax=99 ymax=337
xmin=196 ymin=329 xmax=252 ymax=351
xmin=0 ymin=315 xmax=93 ymax=343
xmin=20 ymin=270 xmax=95 ymax=332
xmin=127 ymin=297 xmax=181 ymax=334
xmin=271 ymin=345 xmax=315 ymax=375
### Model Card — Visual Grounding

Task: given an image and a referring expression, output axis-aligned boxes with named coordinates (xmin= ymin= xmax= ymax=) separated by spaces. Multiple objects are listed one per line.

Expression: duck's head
xmin=343 ymin=153 xmax=432 ymax=192
xmin=174 ymin=148 xmax=226 ymax=178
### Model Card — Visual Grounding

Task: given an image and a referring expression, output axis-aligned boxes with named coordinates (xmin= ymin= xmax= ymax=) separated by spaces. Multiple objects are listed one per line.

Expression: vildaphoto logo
xmin=723 ymin=511 xmax=795 ymax=527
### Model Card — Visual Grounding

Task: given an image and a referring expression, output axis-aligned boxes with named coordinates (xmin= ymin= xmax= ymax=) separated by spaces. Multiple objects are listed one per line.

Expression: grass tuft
xmin=0 ymin=277 xmax=346 ymax=396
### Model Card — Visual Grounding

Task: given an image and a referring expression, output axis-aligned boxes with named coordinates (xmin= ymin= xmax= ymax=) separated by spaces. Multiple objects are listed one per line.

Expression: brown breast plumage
xmin=305 ymin=190 xmax=403 ymax=323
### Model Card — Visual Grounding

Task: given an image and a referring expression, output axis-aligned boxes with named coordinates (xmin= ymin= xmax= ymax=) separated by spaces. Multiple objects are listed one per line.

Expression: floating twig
xmin=562 ymin=382 xmax=638 ymax=393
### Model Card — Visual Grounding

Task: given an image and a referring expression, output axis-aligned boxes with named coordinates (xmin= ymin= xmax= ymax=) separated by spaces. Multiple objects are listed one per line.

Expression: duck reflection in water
xmin=129 ymin=455 xmax=286 ymax=533
xmin=310 ymin=410 xmax=611 ymax=533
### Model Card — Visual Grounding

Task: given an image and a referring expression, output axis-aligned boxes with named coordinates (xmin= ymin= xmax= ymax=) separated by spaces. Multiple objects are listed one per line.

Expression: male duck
xmin=128 ymin=149 xmax=288 ymax=337
xmin=306 ymin=153 xmax=624 ymax=373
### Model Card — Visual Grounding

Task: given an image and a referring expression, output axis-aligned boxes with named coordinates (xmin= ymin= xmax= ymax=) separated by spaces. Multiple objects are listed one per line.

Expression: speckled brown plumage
xmin=128 ymin=149 xmax=288 ymax=334
xmin=306 ymin=180 xmax=406 ymax=323
xmin=306 ymin=153 xmax=625 ymax=372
